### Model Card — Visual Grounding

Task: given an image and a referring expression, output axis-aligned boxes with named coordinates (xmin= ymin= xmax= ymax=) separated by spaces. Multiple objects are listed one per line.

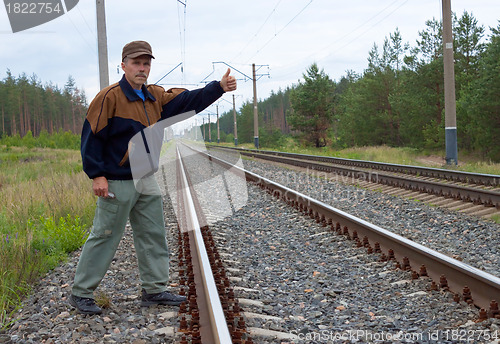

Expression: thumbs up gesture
xmin=220 ymin=68 xmax=237 ymax=92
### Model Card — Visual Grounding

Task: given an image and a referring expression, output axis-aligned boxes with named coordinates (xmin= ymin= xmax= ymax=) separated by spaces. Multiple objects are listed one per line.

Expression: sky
xmin=1 ymin=0 xmax=499 ymax=128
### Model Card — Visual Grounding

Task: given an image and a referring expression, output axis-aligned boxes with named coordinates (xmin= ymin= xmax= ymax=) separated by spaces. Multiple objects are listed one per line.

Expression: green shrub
xmin=33 ymin=215 xmax=89 ymax=255
xmin=225 ymin=133 xmax=235 ymax=143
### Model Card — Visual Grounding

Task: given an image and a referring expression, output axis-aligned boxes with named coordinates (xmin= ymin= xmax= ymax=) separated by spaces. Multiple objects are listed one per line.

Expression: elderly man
xmin=70 ymin=40 xmax=236 ymax=315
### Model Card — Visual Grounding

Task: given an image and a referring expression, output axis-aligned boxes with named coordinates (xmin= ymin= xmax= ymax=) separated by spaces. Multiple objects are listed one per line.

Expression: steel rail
xmin=185 ymin=143 xmax=500 ymax=316
xmin=210 ymin=146 xmax=500 ymax=209
xmin=211 ymin=145 xmax=500 ymax=187
xmin=175 ymin=146 xmax=232 ymax=344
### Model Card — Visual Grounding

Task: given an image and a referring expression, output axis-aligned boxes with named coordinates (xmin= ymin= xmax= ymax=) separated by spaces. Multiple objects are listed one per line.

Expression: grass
xmin=95 ymin=290 xmax=112 ymax=309
xmin=0 ymin=145 xmax=95 ymax=329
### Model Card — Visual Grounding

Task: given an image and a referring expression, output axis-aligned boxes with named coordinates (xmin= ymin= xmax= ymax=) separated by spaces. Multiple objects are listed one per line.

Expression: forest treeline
xmin=207 ymin=12 xmax=500 ymax=161
xmin=0 ymin=71 xmax=87 ymax=139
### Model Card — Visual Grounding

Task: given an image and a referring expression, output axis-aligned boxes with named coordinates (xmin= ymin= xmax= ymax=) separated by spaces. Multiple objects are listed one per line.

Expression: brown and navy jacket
xmin=81 ymin=74 xmax=224 ymax=180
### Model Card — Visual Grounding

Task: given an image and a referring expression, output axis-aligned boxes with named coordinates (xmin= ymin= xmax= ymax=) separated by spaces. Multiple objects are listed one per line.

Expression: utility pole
xmin=442 ymin=0 xmax=458 ymax=165
xmin=201 ymin=61 xmax=268 ymax=148
xmin=96 ymin=0 xmax=109 ymax=89
xmin=251 ymin=63 xmax=268 ymax=149
xmin=216 ymin=104 xmax=220 ymax=144
xmin=252 ymin=63 xmax=259 ymax=149
xmin=194 ymin=119 xmax=197 ymax=141
xmin=233 ymin=94 xmax=238 ymax=146
xmin=208 ymin=114 xmax=212 ymax=143
xmin=202 ymin=118 xmax=205 ymax=141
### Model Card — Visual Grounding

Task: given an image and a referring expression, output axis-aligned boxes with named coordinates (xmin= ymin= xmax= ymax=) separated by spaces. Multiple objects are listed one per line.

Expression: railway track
xmin=209 ymin=145 xmax=500 ymax=220
xmin=167 ymin=141 xmax=499 ymax=343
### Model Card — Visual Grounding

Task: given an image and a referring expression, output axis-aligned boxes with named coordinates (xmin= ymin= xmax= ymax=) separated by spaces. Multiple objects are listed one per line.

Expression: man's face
xmin=121 ymin=55 xmax=151 ymax=90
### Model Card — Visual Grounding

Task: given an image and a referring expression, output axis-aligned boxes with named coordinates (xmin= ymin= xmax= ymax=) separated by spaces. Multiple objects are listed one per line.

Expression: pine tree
xmin=289 ymin=63 xmax=335 ymax=147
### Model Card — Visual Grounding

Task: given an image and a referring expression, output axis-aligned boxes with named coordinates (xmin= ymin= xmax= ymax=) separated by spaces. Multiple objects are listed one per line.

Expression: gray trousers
xmin=72 ymin=178 xmax=169 ymax=298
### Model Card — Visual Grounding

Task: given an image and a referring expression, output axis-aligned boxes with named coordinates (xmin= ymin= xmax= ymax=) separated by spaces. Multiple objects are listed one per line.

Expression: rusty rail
xmin=174 ymin=146 xmax=232 ymax=344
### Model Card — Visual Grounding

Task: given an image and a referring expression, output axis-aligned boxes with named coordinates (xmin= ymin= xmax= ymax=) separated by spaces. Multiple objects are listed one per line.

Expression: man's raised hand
xmin=220 ymin=68 xmax=237 ymax=92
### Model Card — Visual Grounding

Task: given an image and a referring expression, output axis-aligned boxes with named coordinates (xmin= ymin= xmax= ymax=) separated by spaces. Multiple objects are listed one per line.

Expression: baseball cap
xmin=122 ymin=41 xmax=155 ymax=61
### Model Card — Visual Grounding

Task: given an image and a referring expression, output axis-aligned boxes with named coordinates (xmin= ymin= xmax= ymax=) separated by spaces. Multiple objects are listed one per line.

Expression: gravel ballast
xmin=207 ymin=180 xmax=499 ymax=343
xmin=209 ymin=149 xmax=500 ymax=278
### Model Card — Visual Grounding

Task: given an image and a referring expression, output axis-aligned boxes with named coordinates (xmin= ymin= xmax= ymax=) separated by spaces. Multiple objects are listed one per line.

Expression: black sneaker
xmin=69 ymin=294 xmax=102 ymax=315
xmin=141 ymin=289 xmax=187 ymax=307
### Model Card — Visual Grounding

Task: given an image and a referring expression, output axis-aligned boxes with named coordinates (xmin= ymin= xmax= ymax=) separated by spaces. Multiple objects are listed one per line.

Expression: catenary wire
xmin=63 ymin=4 xmax=97 ymax=55
xmin=270 ymin=0 xmax=412 ymax=80
xmin=229 ymin=0 xmax=283 ymax=63
xmin=244 ymin=0 xmax=314 ymax=64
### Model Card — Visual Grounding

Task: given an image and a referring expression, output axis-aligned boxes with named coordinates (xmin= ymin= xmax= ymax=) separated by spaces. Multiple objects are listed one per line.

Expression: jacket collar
xmin=119 ymin=74 xmax=157 ymax=102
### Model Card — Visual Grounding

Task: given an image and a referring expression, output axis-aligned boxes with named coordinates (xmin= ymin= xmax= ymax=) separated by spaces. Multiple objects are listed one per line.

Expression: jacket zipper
xmin=142 ymin=101 xmax=151 ymax=126
xmin=141 ymin=100 xmax=151 ymax=154
xmin=140 ymin=100 xmax=155 ymax=172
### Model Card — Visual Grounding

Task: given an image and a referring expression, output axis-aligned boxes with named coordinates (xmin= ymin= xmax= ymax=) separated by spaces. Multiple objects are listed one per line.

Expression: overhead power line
xmin=230 ymin=0 xmax=283 ymax=63
xmin=62 ymin=3 xmax=96 ymax=55
xmin=201 ymin=61 xmax=253 ymax=84
xmin=244 ymin=0 xmax=314 ymax=63
xmin=199 ymin=61 xmax=270 ymax=87
xmin=154 ymin=62 xmax=183 ymax=85
xmin=271 ymin=0 xmax=412 ymax=81
xmin=324 ymin=0 xmax=410 ymax=58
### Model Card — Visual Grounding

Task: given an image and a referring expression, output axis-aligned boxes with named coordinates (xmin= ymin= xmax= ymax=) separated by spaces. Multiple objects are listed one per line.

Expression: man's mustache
xmin=136 ymin=73 xmax=147 ymax=78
